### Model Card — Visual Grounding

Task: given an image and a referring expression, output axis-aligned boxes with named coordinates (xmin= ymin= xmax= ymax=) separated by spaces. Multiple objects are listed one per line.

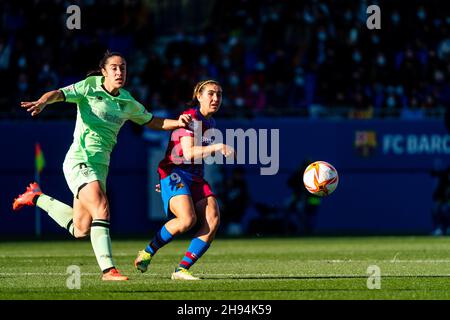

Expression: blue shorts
xmin=160 ymin=169 xmax=215 ymax=218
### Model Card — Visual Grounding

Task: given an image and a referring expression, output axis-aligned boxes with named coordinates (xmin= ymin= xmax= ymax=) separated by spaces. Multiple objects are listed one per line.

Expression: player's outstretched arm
xmin=146 ymin=114 xmax=192 ymax=131
xmin=180 ymin=136 xmax=235 ymax=161
xmin=21 ymin=90 xmax=64 ymax=116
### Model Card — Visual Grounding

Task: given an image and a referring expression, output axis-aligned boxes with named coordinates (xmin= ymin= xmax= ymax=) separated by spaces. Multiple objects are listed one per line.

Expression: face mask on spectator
xmin=251 ymin=84 xmax=259 ymax=93
xmin=36 ymin=35 xmax=45 ymax=46
xmin=433 ymin=19 xmax=442 ymax=28
xmin=18 ymin=57 xmax=27 ymax=68
xmin=229 ymin=36 xmax=238 ymax=46
xmin=131 ymin=76 xmax=140 ymax=86
xmin=303 ymin=11 xmax=315 ymax=24
xmin=391 ymin=12 xmax=400 ymax=24
xmin=295 ymin=76 xmax=305 ymax=87
xmin=230 ymin=74 xmax=239 ymax=86
xmin=255 ymin=61 xmax=265 ymax=71
xmin=197 ymin=34 xmax=206 ymax=45
xmin=173 ymin=57 xmax=181 ymax=67
xmin=371 ymin=35 xmax=380 ymax=45
xmin=387 ymin=96 xmax=396 ymax=108
xmin=352 ymin=51 xmax=362 ymax=63
xmin=317 ymin=31 xmax=327 ymax=42
xmin=18 ymin=82 xmax=28 ymax=92
xmin=199 ymin=55 xmax=209 ymax=67
xmin=417 ymin=9 xmax=426 ymax=21
xmin=349 ymin=29 xmax=358 ymax=43
xmin=386 ymin=85 xmax=395 ymax=94
xmin=222 ymin=58 xmax=230 ymax=69
xmin=344 ymin=10 xmax=352 ymax=22
xmin=175 ymin=32 xmax=185 ymax=41
xmin=235 ymin=97 xmax=245 ymax=107
xmin=434 ymin=70 xmax=444 ymax=82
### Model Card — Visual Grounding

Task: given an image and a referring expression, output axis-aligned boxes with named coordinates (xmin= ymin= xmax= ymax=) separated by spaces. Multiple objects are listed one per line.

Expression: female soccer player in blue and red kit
xmin=134 ymin=80 xmax=235 ymax=280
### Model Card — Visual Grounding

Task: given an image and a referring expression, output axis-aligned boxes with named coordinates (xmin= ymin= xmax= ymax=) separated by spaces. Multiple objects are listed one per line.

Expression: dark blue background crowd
xmin=0 ymin=0 xmax=449 ymax=120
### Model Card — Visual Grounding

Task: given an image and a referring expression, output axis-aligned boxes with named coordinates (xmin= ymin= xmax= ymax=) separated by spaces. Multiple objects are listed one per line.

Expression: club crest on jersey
xmin=80 ymin=168 xmax=90 ymax=178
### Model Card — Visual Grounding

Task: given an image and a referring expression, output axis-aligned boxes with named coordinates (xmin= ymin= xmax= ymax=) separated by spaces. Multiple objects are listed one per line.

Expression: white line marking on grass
xmin=193 ymin=273 xmax=450 ymax=278
xmin=308 ymin=259 xmax=450 ymax=263
xmin=2 ymin=256 xmax=450 ymax=263
xmin=391 ymin=253 xmax=400 ymax=262
xmin=3 ymin=272 xmax=450 ymax=278
xmin=0 ymin=253 xmax=133 ymax=258
xmin=0 ymin=273 xmax=99 ymax=276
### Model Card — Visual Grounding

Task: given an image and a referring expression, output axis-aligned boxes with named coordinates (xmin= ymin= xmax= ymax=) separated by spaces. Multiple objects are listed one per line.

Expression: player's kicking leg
xmin=13 ymin=181 xmax=127 ymax=281
xmin=13 ymin=182 xmax=75 ymax=235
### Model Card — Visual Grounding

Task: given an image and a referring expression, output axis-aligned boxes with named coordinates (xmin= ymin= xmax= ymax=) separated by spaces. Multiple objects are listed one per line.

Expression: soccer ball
xmin=303 ymin=161 xmax=339 ymax=196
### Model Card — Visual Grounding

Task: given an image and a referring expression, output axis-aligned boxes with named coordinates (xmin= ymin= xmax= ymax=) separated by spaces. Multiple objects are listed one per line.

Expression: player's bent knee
xmin=179 ymin=214 xmax=197 ymax=232
xmin=74 ymin=227 xmax=90 ymax=239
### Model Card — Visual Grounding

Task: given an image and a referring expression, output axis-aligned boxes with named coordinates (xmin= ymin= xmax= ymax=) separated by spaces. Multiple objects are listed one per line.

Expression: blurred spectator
xmin=430 ymin=160 xmax=450 ymax=236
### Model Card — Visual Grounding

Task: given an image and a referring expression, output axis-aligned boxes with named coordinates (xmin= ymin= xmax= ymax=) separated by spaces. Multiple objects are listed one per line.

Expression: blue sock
xmin=145 ymin=225 xmax=174 ymax=255
xmin=178 ymin=238 xmax=210 ymax=270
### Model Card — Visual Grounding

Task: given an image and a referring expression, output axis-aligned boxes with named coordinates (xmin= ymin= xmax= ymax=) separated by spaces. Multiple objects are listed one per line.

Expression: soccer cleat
xmin=102 ymin=268 xmax=129 ymax=281
xmin=171 ymin=268 xmax=200 ymax=281
xmin=12 ymin=182 xmax=43 ymax=211
xmin=134 ymin=250 xmax=152 ymax=273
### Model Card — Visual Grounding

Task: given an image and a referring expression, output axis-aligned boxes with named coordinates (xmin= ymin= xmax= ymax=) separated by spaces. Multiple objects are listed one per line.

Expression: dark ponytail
xmin=86 ymin=50 xmax=126 ymax=77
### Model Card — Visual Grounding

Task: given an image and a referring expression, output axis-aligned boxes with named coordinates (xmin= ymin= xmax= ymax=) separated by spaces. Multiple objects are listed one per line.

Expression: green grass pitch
xmin=1 ymin=236 xmax=450 ymax=300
